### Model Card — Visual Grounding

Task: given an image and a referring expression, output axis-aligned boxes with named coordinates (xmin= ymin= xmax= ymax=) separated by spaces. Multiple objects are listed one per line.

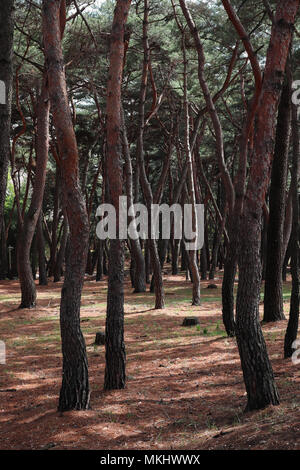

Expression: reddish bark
xmin=42 ymin=0 xmax=90 ymax=411
xmin=236 ymin=0 xmax=299 ymax=411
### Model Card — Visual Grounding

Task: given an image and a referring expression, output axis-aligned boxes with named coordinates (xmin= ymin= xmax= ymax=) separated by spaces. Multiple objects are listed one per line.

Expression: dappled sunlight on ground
xmin=0 ymin=272 xmax=299 ymax=449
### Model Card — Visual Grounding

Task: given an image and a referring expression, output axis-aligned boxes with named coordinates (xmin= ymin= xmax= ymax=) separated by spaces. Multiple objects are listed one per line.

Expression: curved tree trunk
xmin=43 ymin=0 xmax=90 ymax=411
xmin=18 ymin=76 xmax=50 ymax=308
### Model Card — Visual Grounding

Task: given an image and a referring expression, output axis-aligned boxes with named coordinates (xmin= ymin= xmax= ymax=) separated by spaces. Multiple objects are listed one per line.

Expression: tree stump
xmin=182 ymin=317 xmax=200 ymax=326
xmin=94 ymin=331 xmax=106 ymax=345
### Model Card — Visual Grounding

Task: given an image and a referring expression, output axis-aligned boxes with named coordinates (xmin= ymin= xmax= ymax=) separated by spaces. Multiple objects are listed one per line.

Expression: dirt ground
xmin=0 ymin=271 xmax=299 ymax=450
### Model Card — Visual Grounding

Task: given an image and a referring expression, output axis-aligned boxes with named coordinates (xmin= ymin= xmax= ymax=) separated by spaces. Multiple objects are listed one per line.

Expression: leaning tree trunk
xmin=263 ymin=70 xmax=291 ymax=322
xmin=43 ymin=0 xmax=90 ymax=411
xmin=235 ymin=0 xmax=299 ymax=411
xmin=104 ymin=0 xmax=132 ymax=390
xmin=284 ymin=101 xmax=300 ymax=358
xmin=18 ymin=76 xmax=50 ymax=308
xmin=0 ymin=1 xmax=14 ymax=229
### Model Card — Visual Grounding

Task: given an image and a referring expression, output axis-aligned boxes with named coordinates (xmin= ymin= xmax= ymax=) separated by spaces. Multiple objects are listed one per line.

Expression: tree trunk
xmin=236 ymin=210 xmax=280 ymax=411
xmin=263 ymin=71 xmax=291 ymax=322
xmin=104 ymin=0 xmax=132 ymax=390
xmin=0 ymin=1 xmax=14 ymax=228
xmin=37 ymin=212 xmax=48 ymax=285
xmin=121 ymin=106 xmax=146 ymax=293
xmin=0 ymin=220 xmax=8 ymax=280
xmin=96 ymin=240 xmax=103 ymax=282
xmin=53 ymin=214 xmax=68 ymax=283
xmin=43 ymin=0 xmax=90 ymax=411
xmin=284 ymin=102 xmax=300 ymax=358
xmin=136 ymin=0 xmax=164 ymax=309
xmin=235 ymin=0 xmax=299 ymax=411
xmin=48 ymin=166 xmax=60 ymax=277
xmin=222 ymin=222 xmax=237 ymax=337
xmin=18 ymin=76 xmax=50 ymax=308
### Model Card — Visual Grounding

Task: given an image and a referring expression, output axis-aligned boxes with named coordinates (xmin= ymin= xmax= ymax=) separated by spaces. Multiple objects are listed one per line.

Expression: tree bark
xmin=37 ymin=212 xmax=48 ymax=285
xmin=284 ymin=101 xmax=300 ymax=358
xmin=53 ymin=213 xmax=69 ymax=282
xmin=18 ymin=76 xmax=50 ymax=308
xmin=136 ymin=0 xmax=164 ymax=309
xmin=0 ymin=0 xmax=14 ymax=229
xmin=235 ymin=1 xmax=299 ymax=411
xmin=104 ymin=0 xmax=132 ymax=390
xmin=121 ymin=106 xmax=146 ymax=293
xmin=43 ymin=0 xmax=90 ymax=411
xmin=263 ymin=70 xmax=291 ymax=322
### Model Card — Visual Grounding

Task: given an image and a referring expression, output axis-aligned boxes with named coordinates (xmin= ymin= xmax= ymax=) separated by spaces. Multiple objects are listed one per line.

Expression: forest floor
xmin=0 ymin=270 xmax=299 ymax=450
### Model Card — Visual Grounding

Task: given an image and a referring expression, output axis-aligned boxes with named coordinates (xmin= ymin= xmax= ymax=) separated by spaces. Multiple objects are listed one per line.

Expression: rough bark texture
xmin=104 ymin=0 xmax=132 ymax=390
xmin=263 ymin=72 xmax=291 ymax=322
xmin=0 ymin=1 xmax=14 ymax=229
xmin=235 ymin=1 xmax=299 ymax=411
xmin=43 ymin=0 xmax=90 ymax=411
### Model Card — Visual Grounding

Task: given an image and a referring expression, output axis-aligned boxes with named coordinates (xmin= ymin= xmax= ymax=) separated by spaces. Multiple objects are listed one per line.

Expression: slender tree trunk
xmin=18 ymin=76 xmax=50 ymax=308
xmin=171 ymin=239 xmax=180 ymax=275
xmin=182 ymin=39 xmax=200 ymax=305
xmin=0 ymin=1 xmax=14 ymax=229
xmin=43 ymin=0 xmax=90 ymax=411
xmin=263 ymin=71 xmax=291 ymax=322
xmin=31 ymin=233 xmax=38 ymax=280
xmin=0 ymin=220 xmax=8 ymax=279
xmin=222 ymin=223 xmax=237 ymax=337
xmin=53 ymin=214 xmax=68 ymax=282
xmin=96 ymin=240 xmax=103 ymax=282
xmin=121 ymin=106 xmax=146 ymax=293
xmin=284 ymin=102 xmax=300 ymax=357
xmin=136 ymin=0 xmax=164 ymax=309
xmin=104 ymin=0 xmax=132 ymax=390
xmin=37 ymin=212 xmax=48 ymax=285
xmin=49 ymin=166 xmax=60 ymax=277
